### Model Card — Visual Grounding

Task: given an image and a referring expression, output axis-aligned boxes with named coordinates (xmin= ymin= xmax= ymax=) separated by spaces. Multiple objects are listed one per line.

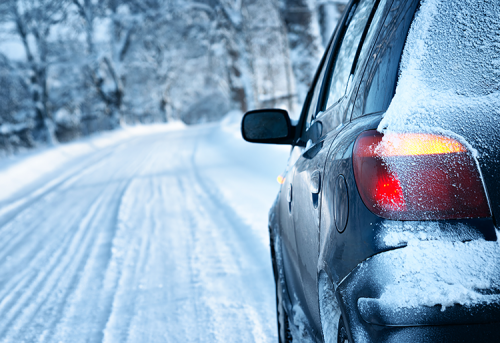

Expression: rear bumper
xmin=358 ymin=298 xmax=500 ymax=327
xmin=336 ymin=241 xmax=500 ymax=342
xmin=347 ymin=322 xmax=500 ymax=343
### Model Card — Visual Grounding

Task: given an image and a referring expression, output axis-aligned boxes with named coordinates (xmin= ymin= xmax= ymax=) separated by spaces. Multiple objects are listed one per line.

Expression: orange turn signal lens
xmin=379 ymin=133 xmax=466 ymax=156
xmin=356 ymin=133 xmax=466 ymax=158
xmin=277 ymin=175 xmax=285 ymax=184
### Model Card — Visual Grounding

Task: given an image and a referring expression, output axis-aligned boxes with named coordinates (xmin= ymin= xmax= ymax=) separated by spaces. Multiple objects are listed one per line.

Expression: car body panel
xmin=337 ymin=242 xmax=500 ymax=342
xmin=292 ymin=132 xmax=337 ymax=336
xmin=280 ymin=147 xmax=305 ymax=312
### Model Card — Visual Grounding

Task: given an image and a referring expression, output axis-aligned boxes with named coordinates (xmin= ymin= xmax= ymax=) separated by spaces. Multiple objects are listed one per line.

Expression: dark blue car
xmin=242 ymin=0 xmax=500 ymax=341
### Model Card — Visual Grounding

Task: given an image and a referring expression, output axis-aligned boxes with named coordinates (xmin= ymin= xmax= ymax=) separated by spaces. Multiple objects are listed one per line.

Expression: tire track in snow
xmin=100 ymin=136 xmax=226 ymax=343
xmin=0 ymin=192 xmax=107 ymax=342
xmin=101 ymin=142 xmax=203 ymax=343
xmin=0 ymin=125 xmax=280 ymax=342
xmin=0 ymin=136 xmax=158 ymax=343
xmin=46 ymin=142 xmax=159 ymax=343
xmin=0 ymin=141 xmax=136 ymax=265
xmin=0 ymin=193 xmax=91 ymax=298
xmin=173 ymin=176 xmax=206 ymax=343
xmin=165 ymin=134 xmax=276 ymax=343
xmin=0 ymin=190 xmax=104 ymax=323
xmin=185 ymin=183 xmax=275 ymax=343
xmin=101 ymin=178 xmax=156 ymax=343
xmin=0 ymin=143 xmax=147 ymax=320
xmin=0 ymin=148 xmax=113 ymax=228
xmin=0 ymin=135 xmax=148 ymax=232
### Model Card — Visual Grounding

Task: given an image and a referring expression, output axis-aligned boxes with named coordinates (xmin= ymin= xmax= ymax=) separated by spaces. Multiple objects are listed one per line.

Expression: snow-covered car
xmin=241 ymin=0 xmax=500 ymax=342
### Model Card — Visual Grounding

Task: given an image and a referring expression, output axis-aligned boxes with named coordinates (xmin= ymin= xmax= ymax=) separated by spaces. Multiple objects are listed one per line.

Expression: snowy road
xmin=0 ymin=121 xmax=289 ymax=342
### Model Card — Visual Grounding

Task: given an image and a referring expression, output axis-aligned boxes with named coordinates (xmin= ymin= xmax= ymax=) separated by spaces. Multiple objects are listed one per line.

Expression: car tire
xmin=276 ymin=274 xmax=293 ymax=343
xmin=319 ymin=272 xmax=346 ymax=343
xmin=270 ymin=230 xmax=293 ymax=343
xmin=337 ymin=317 xmax=350 ymax=343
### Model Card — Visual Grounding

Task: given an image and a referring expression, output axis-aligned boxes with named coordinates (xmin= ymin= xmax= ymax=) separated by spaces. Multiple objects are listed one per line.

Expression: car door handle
xmin=309 ymin=170 xmax=321 ymax=194
xmin=287 ymin=184 xmax=293 ymax=203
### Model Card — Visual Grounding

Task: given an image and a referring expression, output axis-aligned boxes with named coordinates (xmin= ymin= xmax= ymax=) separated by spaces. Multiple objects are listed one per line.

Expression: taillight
xmin=353 ymin=130 xmax=490 ymax=220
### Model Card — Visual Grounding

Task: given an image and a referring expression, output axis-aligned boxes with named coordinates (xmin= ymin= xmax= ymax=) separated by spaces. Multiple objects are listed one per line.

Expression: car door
xmin=278 ymin=144 xmax=303 ymax=312
xmin=291 ymin=0 xmax=381 ymax=335
xmin=280 ymin=43 xmax=334 ymax=318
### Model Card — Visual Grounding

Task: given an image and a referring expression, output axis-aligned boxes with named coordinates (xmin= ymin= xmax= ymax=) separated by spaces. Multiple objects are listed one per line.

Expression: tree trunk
xmin=278 ymin=0 xmax=323 ymax=105
xmin=317 ymin=1 xmax=348 ymax=47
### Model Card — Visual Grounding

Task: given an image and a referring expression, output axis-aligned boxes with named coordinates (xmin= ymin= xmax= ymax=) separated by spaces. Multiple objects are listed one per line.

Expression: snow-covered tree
xmin=0 ymin=0 xmax=68 ymax=144
xmin=278 ymin=0 xmax=323 ymax=106
xmin=0 ymin=0 xmax=346 ymax=154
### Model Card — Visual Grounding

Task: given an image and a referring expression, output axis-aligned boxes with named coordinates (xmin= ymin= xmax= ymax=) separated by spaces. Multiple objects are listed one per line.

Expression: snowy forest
xmin=0 ymin=0 xmax=346 ymax=154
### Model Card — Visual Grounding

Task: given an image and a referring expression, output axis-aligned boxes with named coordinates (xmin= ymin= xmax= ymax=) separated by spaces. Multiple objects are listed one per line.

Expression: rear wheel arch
xmin=318 ymin=271 xmax=352 ymax=343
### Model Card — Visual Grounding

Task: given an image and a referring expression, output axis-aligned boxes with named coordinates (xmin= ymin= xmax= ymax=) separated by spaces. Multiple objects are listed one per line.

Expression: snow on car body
xmin=242 ymin=0 xmax=500 ymax=341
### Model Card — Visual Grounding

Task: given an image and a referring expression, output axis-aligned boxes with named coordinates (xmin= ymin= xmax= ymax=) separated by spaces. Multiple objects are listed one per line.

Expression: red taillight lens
xmin=353 ymin=130 xmax=490 ymax=220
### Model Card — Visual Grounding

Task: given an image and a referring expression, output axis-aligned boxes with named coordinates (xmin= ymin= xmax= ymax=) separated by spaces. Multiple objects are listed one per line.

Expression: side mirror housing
xmin=241 ymin=109 xmax=295 ymax=145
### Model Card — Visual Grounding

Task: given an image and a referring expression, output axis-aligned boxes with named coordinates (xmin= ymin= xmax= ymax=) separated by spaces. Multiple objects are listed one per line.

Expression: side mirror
xmin=241 ymin=109 xmax=295 ymax=145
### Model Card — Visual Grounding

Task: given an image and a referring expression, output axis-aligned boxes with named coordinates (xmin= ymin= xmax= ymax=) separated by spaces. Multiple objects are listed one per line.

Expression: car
xmin=241 ymin=0 xmax=500 ymax=342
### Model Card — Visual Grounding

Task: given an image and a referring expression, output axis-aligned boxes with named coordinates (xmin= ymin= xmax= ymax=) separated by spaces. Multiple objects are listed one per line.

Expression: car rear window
xmin=358 ymin=0 xmax=500 ymax=119
xmin=359 ymin=0 xmax=420 ymax=117
xmin=378 ymin=0 xmax=500 ymax=132
xmin=400 ymin=0 xmax=500 ymax=97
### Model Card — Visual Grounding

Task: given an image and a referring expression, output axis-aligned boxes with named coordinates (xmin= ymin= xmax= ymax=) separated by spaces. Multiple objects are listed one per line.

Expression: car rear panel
xmin=336 ymin=243 xmax=500 ymax=342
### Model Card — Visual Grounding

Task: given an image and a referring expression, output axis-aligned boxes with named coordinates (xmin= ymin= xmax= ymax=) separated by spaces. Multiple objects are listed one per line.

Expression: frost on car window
xmin=413 ymin=2 xmax=500 ymax=97
xmin=379 ymin=0 xmax=500 ymax=135
xmin=325 ymin=0 xmax=376 ymax=109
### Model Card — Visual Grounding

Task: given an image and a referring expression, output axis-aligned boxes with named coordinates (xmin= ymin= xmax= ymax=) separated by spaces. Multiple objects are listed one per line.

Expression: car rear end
xmin=321 ymin=0 xmax=500 ymax=339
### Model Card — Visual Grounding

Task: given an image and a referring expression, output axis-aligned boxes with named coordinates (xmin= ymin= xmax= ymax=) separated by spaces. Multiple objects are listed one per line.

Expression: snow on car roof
xmin=378 ymin=0 xmax=500 ymax=137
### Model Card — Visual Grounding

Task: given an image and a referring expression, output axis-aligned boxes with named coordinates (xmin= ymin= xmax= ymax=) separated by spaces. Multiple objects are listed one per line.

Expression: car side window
xmin=301 ymin=39 xmax=337 ymax=135
xmin=361 ymin=0 xmax=419 ymax=116
xmin=304 ymin=65 xmax=328 ymax=131
xmin=323 ymin=0 xmax=377 ymax=110
xmin=354 ymin=0 xmax=390 ymax=78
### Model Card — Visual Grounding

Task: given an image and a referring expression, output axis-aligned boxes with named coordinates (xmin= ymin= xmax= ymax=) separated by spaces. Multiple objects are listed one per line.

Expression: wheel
xmin=337 ymin=317 xmax=349 ymax=343
xmin=319 ymin=273 xmax=347 ymax=343
xmin=276 ymin=275 xmax=293 ymax=342
xmin=270 ymin=230 xmax=292 ymax=342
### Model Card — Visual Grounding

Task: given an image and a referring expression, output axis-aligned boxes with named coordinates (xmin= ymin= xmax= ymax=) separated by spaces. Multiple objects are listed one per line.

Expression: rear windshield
xmin=400 ymin=0 xmax=500 ymax=97
xmin=360 ymin=0 xmax=500 ymax=118
xmin=377 ymin=0 xmax=500 ymax=161
xmin=378 ymin=0 xmax=500 ymax=132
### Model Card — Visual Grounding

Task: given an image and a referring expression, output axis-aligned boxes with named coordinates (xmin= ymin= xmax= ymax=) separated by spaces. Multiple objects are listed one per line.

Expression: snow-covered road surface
xmin=0 ymin=120 xmax=289 ymax=342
